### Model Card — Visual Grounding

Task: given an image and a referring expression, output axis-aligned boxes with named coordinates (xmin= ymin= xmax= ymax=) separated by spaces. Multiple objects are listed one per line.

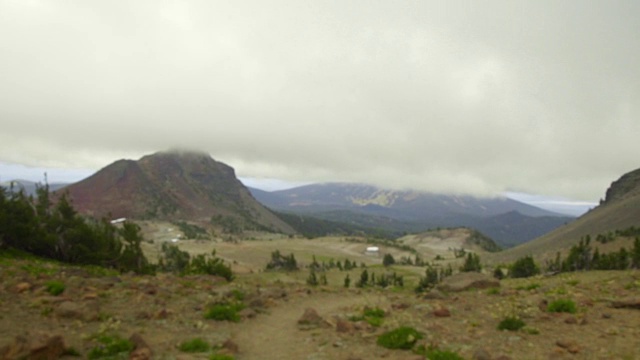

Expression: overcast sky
xmin=1 ymin=1 xmax=638 ymax=202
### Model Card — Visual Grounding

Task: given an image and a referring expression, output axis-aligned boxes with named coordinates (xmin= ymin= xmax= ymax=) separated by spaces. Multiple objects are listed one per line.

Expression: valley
xmin=2 ymin=151 xmax=640 ymax=359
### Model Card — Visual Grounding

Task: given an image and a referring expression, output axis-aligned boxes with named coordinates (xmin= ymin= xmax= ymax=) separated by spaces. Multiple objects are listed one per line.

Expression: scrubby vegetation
xmin=87 ymin=334 xmax=134 ymax=359
xmin=174 ymin=221 xmax=210 ymax=240
xmin=497 ymin=316 xmax=526 ymax=331
xmin=265 ymin=250 xmax=299 ymax=271
xmin=178 ymin=338 xmax=211 ymax=353
xmin=158 ymin=243 xmax=233 ymax=281
xmin=45 ymin=280 xmax=65 ymax=296
xmin=544 ymin=236 xmax=640 ymax=273
xmin=204 ymin=301 xmax=245 ymax=322
xmin=510 ymin=255 xmax=540 ymax=278
xmin=354 ymin=269 xmax=403 ymax=288
xmin=460 ymin=252 xmax=482 ymax=272
xmin=547 ymin=299 xmax=577 ymax=313
xmin=414 ymin=345 xmax=465 ymax=360
xmin=415 ymin=265 xmax=453 ymax=293
xmin=376 ymin=326 xmax=423 ymax=350
xmin=0 ymin=184 xmax=153 ymax=274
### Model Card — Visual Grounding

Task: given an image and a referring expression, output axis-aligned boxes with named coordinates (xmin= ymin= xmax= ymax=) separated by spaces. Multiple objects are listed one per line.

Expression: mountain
xmin=495 ymin=167 xmax=640 ymax=262
xmin=249 ymin=183 xmax=574 ymax=248
xmin=61 ymin=150 xmax=294 ymax=233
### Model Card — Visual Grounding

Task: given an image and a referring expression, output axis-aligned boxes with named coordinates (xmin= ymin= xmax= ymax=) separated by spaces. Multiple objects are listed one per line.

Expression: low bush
xmin=178 ymin=338 xmax=210 ymax=353
xmin=376 ymin=326 xmax=423 ymax=350
xmin=414 ymin=345 xmax=465 ymax=360
xmin=87 ymin=334 xmax=134 ymax=359
xmin=204 ymin=302 xmax=244 ymax=322
xmin=45 ymin=280 xmax=65 ymax=296
xmin=547 ymin=299 xmax=577 ymax=313
xmin=209 ymin=354 xmax=235 ymax=360
xmin=497 ymin=316 xmax=526 ymax=331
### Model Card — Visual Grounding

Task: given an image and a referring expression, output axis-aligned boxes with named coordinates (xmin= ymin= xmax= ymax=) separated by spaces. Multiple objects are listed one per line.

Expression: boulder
xmin=610 ymin=298 xmax=640 ymax=309
xmin=0 ymin=333 xmax=65 ymax=360
xmin=297 ymin=308 xmax=326 ymax=330
xmin=55 ymin=301 xmax=85 ymax=320
xmin=437 ymin=273 xmax=500 ymax=292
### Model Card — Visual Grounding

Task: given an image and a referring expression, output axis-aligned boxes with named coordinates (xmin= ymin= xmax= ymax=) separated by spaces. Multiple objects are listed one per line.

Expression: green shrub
xmin=178 ymin=338 xmax=210 ymax=353
xmin=497 ymin=316 xmax=526 ymax=331
xmin=547 ymin=299 xmax=577 ymax=313
xmin=45 ymin=280 xmax=65 ymax=296
xmin=376 ymin=327 xmax=423 ymax=350
xmin=516 ymin=283 xmax=540 ymax=291
xmin=414 ymin=345 xmax=465 ymax=360
xmin=363 ymin=307 xmax=385 ymax=318
xmin=510 ymin=255 xmax=540 ymax=278
xmin=487 ymin=287 xmax=500 ymax=295
xmin=209 ymin=354 xmax=235 ymax=360
xmin=204 ymin=302 xmax=244 ymax=322
xmin=87 ymin=334 xmax=134 ymax=359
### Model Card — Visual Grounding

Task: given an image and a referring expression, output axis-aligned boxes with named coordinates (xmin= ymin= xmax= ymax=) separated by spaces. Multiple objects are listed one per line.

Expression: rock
xmin=222 ymin=339 xmax=239 ymax=354
xmin=56 ymin=301 xmax=85 ymax=320
xmin=423 ymin=289 xmax=447 ymax=300
xmin=154 ymin=308 xmax=169 ymax=319
xmin=129 ymin=333 xmax=152 ymax=360
xmin=433 ymin=308 xmax=451 ymax=317
xmin=494 ymin=356 xmax=513 ymax=360
xmin=129 ymin=347 xmax=152 ymax=360
xmin=391 ymin=302 xmax=410 ymax=310
xmin=336 ymin=318 xmax=355 ymax=333
xmin=564 ymin=316 xmax=578 ymax=324
xmin=556 ymin=340 xmax=580 ymax=354
xmin=15 ymin=282 xmax=32 ymax=293
xmin=538 ymin=299 xmax=548 ymax=312
xmin=297 ymin=308 xmax=326 ymax=330
xmin=238 ymin=308 xmax=257 ymax=319
xmin=472 ymin=348 xmax=491 ymax=360
xmin=610 ymin=298 xmax=640 ymax=309
xmin=30 ymin=334 xmax=66 ymax=359
xmin=0 ymin=334 xmax=65 ymax=360
xmin=437 ymin=273 xmax=500 ymax=292
xmin=602 ymin=313 xmax=612 ymax=319
xmin=82 ymin=292 xmax=99 ymax=300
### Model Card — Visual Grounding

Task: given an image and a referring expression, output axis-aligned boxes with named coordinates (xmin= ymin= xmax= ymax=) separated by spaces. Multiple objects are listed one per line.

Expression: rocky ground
xmin=1 ymin=255 xmax=640 ymax=360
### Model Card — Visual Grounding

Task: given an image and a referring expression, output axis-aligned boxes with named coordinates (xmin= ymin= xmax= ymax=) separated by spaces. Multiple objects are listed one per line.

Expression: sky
xmin=1 ymin=1 xmax=638 ymax=208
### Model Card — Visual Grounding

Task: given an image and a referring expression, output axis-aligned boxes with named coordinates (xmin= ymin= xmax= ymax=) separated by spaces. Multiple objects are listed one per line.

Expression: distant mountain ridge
xmin=495 ymin=166 xmax=640 ymax=262
xmin=0 ymin=180 xmax=68 ymax=196
xmin=249 ymin=183 xmax=574 ymax=248
xmin=60 ymin=150 xmax=294 ymax=233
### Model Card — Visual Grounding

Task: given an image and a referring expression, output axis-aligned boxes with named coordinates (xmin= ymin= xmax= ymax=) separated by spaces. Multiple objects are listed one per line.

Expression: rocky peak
xmin=604 ymin=167 xmax=640 ymax=205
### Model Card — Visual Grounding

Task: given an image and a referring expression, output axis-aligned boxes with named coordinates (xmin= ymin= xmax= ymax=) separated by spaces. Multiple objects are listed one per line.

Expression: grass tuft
xmin=377 ymin=326 xmax=423 ymax=350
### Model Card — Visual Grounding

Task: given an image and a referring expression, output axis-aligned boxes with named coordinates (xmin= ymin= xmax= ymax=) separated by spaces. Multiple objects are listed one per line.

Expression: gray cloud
xmin=1 ymin=0 xmax=639 ymax=201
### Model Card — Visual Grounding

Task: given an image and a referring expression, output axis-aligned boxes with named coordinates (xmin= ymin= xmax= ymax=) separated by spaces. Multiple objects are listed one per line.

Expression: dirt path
xmin=232 ymin=291 xmax=385 ymax=360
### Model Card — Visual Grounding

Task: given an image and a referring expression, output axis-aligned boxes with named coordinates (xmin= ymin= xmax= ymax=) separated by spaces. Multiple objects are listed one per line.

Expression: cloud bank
xmin=1 ymin=1 xmax=639 ymax=200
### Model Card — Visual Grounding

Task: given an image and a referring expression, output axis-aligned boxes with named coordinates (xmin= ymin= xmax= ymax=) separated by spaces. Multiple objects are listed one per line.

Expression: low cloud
xmin=1 ymin=1 xmax=638 ymax=201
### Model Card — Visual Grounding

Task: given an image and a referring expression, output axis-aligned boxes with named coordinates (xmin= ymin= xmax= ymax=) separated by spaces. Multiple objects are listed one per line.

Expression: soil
xmin=1 ymin=252 xmax=640 ymax=359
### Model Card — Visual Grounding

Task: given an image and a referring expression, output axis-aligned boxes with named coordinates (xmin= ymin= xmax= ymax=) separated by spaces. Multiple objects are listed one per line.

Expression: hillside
xmin=61 ymin=150 xmax=294 ymax=234
xmin=250 ymin=183 xmax=573 ymax=248
xmin=494 ymin=167 xmax=640 ymax=263
xmin=397 ymin=227 xmax=501 ymax=257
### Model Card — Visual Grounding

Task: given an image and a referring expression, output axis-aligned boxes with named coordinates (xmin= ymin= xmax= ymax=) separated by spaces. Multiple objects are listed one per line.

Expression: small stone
xmin=336 ymin=318 xmax=355 ymax=333
xmin=15 ymin=282 xmax=32 ymax=293
xmin=433 ymin=308 xmax=451 ymax=317
xmin=564 ymin=316 xmax=578 ymax=324
xmin=82 ymin=292 xmax=98 ymax=300
xmin=391 ymin=302 xmax=410 ymax=310
xmin=602 ymin=313 xmax=612 ymax=319
xmin=423 ymin=289 xmax=447 ymax=300
xmin=472 ymin=348 xmax=491 ymax=360
xmin=56 ymin=301 xmax=85 ymax=320
xmin=239 ymin=308 xmax=257 ymax=319
xmin=222 ymin=339 xmax=239 ymax=354
xmin=556 ymin=340 xmax=580 ymax=354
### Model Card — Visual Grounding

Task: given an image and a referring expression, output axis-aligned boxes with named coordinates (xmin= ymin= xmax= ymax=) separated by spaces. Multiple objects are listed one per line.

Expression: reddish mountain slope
xmin=61 ymin=150 xmax=294 ymax=233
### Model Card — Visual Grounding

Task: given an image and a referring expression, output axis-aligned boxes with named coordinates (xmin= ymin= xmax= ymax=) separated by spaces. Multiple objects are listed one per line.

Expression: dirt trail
xmin=232 ymin=291 xmax=384 ymax=360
